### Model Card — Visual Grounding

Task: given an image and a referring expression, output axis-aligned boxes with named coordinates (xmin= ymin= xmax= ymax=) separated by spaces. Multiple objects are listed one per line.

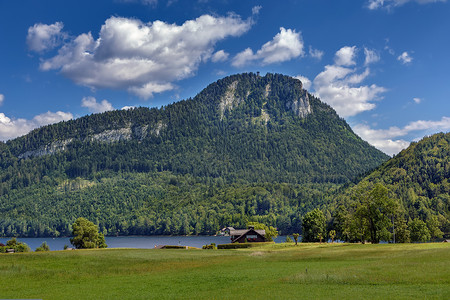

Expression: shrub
xmin=202 ymin=243 xmax=217 ymax=249
xmin=4 ymin=238 xmax=30 ymax=253
xmin=161 ymin=245 xmax=188 ymax=249
xmin=35 ymin=242 xmax=51 ymax=252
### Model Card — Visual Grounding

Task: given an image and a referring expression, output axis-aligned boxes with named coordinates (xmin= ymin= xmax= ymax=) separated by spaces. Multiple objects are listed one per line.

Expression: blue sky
xmin=0 ymin=0 xmax=449 ymax=155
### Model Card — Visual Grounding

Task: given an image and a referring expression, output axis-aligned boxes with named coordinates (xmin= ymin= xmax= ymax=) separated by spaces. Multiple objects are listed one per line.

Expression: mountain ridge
xmin=0 ymin=73 xmax=390 ymax=237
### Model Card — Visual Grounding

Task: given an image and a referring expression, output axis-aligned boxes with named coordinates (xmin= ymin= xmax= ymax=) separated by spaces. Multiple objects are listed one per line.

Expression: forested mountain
xmin=333 ymin=133 xmax=450 ymax=242
xmin=0 ymin=73 xmax=389 ymax=237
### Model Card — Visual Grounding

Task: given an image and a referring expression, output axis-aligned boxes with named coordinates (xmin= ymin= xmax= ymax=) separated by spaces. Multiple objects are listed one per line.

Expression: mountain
xmin=0 ymin=73 xmax=389 ymax=237
xmin=334 ymin=132 xmax=450 ymax=240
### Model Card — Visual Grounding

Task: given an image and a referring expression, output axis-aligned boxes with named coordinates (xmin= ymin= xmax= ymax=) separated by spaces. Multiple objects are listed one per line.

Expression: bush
xmin=286 ymin=236 xmax=293 ymax=243
xmin=4 ymin=237 xmax=30 ymax=253
xmin=202 ymin=243 xmax=217 ymax=249
xmin=161 ymin=245 xmax=188 ymax=249
xmin=35 ymin=241 xmax=50 ymax=252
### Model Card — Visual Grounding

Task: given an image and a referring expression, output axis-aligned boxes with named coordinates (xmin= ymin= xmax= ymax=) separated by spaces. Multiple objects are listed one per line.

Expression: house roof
xmin=230 ymin=228 xmax=266 ymax=243
xmin=229 ymin=229 xmax=265 ymax=237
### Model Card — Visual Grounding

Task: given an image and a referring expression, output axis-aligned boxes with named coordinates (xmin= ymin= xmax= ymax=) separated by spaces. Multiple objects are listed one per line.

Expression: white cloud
xmin=252 ymin=5 xmax=262 ymax=15
xmin=309 ymin=46 xmax=324 ymax=60
xmin=353 ymin=116 xmax=450 ymax=155
xmin=0 ymin=111 xmax=73 ymax=141
xmin=121 ymin=106 xmax=136 ymax=110
xmin=0 ymin=94 xmax=4 ymax=105
xmin=368 ymin=0 xmax=446 ymax=10
xmin=27 ymin=22 xmax=65 ymax=52
xmin=334 ymin=46 xmax=357 ymax=66
xmin=36 ymin=14 xmax=252 ymax=99
xmin=81 ymin=97 xmax=114 ymax=113
xmin=211 ymin=50 xmax=229 ymax=62
xmin=232 ymin=27 xmax=304 ymax=67
xmin=413 ymin=97 xmax=422 ymax=104
xmin=397 ymin=51 xmax=413 ymax=64
xmin=312 ymin=46 xmax=386 ymax=117
xmin=294 ymin=75 xmax=312 ymax=91
xmin=364 ymin=48 xmax=380 ymax=65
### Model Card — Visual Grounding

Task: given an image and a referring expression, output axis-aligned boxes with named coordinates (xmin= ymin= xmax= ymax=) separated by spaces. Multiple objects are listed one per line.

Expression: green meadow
xmin=1 ymin=243 xmax=449 ymax=299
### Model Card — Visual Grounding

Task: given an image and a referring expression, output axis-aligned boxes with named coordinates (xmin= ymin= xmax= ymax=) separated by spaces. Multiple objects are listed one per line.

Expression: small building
xmin=219 ymin=227 xmax=235 ymax=236
xmin=229 ymin=226 xmax=266 ymax=243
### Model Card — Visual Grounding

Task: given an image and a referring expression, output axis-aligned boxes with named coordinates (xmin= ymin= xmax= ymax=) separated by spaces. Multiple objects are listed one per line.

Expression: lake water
xmin=0 ymin=235 xmax=289 ymax=251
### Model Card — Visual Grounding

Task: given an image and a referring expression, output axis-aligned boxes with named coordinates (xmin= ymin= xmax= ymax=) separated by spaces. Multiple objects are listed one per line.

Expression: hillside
xmin=0 ymin=73 xmax=389 ymax=237
xmin=333 ymin=132 xmax=450 ymax=241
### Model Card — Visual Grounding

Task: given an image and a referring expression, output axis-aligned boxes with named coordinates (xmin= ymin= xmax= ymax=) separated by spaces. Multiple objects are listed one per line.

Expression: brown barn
xmin=229 ymin=226 xmax=266 ymax=243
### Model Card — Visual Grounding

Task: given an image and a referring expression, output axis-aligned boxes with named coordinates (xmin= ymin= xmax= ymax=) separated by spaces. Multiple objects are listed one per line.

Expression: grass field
xmin=1 ymin=243 xmax=449 ymax=299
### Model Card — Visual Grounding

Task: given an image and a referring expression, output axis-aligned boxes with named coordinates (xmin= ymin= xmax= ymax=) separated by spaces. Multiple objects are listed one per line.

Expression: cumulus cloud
xmin=35 ymin=14 xmax=252 ymax=99
xmin=309 ymin=46 xmax=324 ymax=60
xmin=364 ymin=48 xmax=380 ymax=65
xmin=413 ymin=97 xmax=422 ymax=104
xmin=0 ymin=111 xmax=73 ymax=141
xmin=397 ymin=51 xmax=413 ymax=64
xmin=353 ymin=116 xmax=450 ymax=155
xmin=312 ymin=47 xmax=386 ymax=117
xmin=368 ymin=0 xmax=446 ymax=10
xmin=334 ymin=46 xmax=357 ymax=66
xmin=27 ymin=22 xmax=65 ymax=52
xmin=211 ymin=50 xmax=229 ymax=62
xmin=294 ymin=75 xmax=312 ymax=91
xmin=81 ymin=97 xmax=114 ymax=113
xmin=232 ymin=27 xmax=304 ymax=67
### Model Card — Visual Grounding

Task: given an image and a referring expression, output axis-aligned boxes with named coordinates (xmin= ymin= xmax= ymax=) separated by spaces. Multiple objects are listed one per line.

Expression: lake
xmin=0 ymin=235 xmax=290 ymax=251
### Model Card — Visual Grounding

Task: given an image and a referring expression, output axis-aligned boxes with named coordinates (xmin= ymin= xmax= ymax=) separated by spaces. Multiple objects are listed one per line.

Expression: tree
xmin=329 ymin=230 xmax=336 ymax=243
xmin=394 ymin=218 xmax=410 ymax=243
xmin=292 ymin=233 xmax=299 ymax=245
xmin=302 ymin=209 xmax=326 ymax=242
xmin=70 ymin=217 xmax=108 ymax=249
xmin=409 ymin=218 xmax=431 ymax=243
xmin=353 ymin=183 xmax=398 ymax=244
xmin=247 ymin=222 xmax=278 ymax=242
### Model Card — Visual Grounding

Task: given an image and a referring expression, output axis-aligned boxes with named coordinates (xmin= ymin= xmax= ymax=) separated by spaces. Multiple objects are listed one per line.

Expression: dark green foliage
xmin=302 ymin=208 xmax=326 ymax=242
xmin=334 ymin=133 xmax=450 ymax=242
xmin=0 ymin=73 xmax=389 ymax=237
xmin=161 ymin=245 xmax=188 ymax=249
xmin=70 ymin=217 xmax=108 ymax=249
xmin=409 ymin=218 xmax=431 ymax=242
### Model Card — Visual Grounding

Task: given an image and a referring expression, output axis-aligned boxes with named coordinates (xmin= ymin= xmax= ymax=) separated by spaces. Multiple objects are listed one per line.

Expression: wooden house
xmin=229 ymin=226 xmax=266 ymax=243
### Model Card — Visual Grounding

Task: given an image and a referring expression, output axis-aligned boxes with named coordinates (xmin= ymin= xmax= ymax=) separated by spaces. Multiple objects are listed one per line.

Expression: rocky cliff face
xmin=287 ymin=93 xmax=312 ymax=118
xmin=19 ymin=139 xmax=73 ymax=159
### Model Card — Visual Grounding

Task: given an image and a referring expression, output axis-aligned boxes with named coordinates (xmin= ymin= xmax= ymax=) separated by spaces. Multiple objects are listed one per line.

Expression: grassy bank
xmin=1 ymin=243 xmax=449 ymax=299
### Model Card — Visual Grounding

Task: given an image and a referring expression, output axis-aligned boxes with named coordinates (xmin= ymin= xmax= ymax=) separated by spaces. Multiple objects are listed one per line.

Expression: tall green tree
xmin=354 ymin=183 xmax=398 ymax=243
xmin=302 ymin=208 xmax=326 ymax=242
xmin=409 ymin=218 xmax=431 ymax=243
xmin=70 ymin=217 xmax=107 ymax=249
